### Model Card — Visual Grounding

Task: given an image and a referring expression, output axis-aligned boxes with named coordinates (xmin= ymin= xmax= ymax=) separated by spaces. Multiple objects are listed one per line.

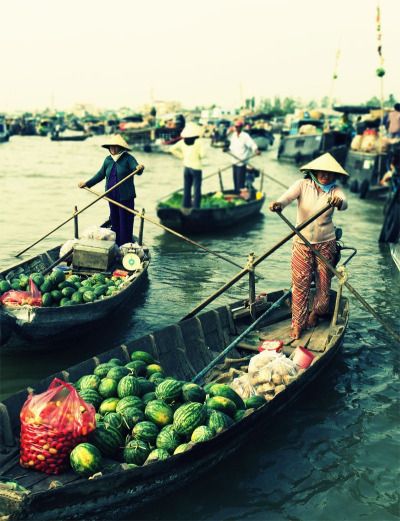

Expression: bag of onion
xmin=19 ymin=378 xmax=96 ymax=474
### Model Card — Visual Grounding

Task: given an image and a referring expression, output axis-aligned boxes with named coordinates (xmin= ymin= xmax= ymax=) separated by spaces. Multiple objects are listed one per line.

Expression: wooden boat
xmin=0 ymin=288 xmax=349 ymax=520
xmin=50 ymin=133 xmax=90 ymax=142
xmin=157 ymin=190 xmax=266 ymax=233
xmin=0 ymin=240 xmax=150 ymax=345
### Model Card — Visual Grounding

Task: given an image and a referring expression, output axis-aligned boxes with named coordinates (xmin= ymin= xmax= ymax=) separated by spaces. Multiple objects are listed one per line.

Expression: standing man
xmin=228 ymin=119 xmax=260 ymax=193
xmin=384 ymin=103 xmax=400 ymax=139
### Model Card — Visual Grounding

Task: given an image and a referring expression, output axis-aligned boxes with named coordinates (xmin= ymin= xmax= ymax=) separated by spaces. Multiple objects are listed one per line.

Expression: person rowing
xmin=269 ymin=152 xmax=349 ymax=340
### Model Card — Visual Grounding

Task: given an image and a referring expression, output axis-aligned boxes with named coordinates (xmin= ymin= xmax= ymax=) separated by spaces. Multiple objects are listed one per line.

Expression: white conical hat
xmin=181 ymin=122 xmax=203 ymax=138
xmin=300 ymin=152 xmax=349 ymax=176
xmin=102 ymin=134 xmax=131 ymax=151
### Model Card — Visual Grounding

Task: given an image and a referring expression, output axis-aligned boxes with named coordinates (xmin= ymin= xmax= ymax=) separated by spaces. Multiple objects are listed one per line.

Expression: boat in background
xmin=0 ymin=117 xmax=10 ymax=143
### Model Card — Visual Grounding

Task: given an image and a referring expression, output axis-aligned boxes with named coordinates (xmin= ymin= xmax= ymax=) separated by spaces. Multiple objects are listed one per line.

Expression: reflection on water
xmin=0 ymin=136 xmax=399 ymax=520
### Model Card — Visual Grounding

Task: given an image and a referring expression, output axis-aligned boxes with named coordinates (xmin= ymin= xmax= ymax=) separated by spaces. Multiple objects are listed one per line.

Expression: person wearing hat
xmin=169 ymin=122 xmax=205 ymax=210
xmin=269 ymin=153 xmax=349 ymax=340
xmin=78 ymin=134 xmax=144 ymax=246
xmin=228 ymin=119 xmax=260 ymax=193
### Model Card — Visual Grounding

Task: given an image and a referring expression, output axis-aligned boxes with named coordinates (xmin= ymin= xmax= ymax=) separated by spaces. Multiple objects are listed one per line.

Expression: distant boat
xmin=0 ymin=118 xmax=10 ymax=143
xmin=51 ymin=132 xmax=90 ymax=142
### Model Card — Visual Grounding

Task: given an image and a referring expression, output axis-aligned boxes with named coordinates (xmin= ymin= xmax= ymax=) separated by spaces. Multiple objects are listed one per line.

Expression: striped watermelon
xmin=206 ymin=396 xmax=237 ymax=417
xmin=145 ymin=400 xmax=174 ymax=427
xmin=123 ymin=439 xmax=150 ymax=465
xmin=94 ymin=363 xmax=114 ymax=378
xmin=120 ymin=406 xmax=144 ymax=429
xmin=208 ymin=410 xmax=234 ymax=434
xmin=173 ymin=403 xmax=206 ymax=436
xmin=142 ymin=392 xmax=156 ymax=405
xmin=79 ymin=374 xmax=101 ymax=391
xmin=244 ymin=396 xmax=265 ymax=409
xmin=70 ymin=443 xmax=102 ymax=476
xmin=132 ymin=421 xmax=159 ymax=444
xmin=173 ymin=443 xmax=193 ymax=455
xmin=191 ymin=425 xmax=214 ymax=443
xmin=181 ymin=383 xmax=206 ymax=403
xmin=125 ymin=360 xmax=147 ymax=376
xmin=99 ymin=397 xmax=120 ymax=415
xmin=108 ymin=358 xmax=123 ymax=366
xmin=98 ymin=378 xmax=118 ymax=398
xmin=234 ymin=409 xmax=247 ymax=422
xmin=130 ymin=350 xmax=155 ymax=365
xmin=156 ymin=425 xmax=182 ymax=453
xmin=146 ymin=364 xmax=164 ymax=377
xmin=103 ymin=412 xmax=126 ymax=433
xmin=89 ymin=425 xmax=124 ymax=457
xmin=107 ymin=366 xmax=130 ymax=381
xmin=78 ymin=389 xmax=102 ymax=410
xmin=155 ymin=379 xmax=183 ymax=404
xmin=148 ymin=373 xmax=165 ymax=385
xmin=115 ymin=396 xmax=144 ymax=413
xmin=145 ymin=448 xmax=170 ymax=464
xmin=117 ymin=375 xmax=140 ymax=398
xmin=136 ymin=378 xmax=155 ymax=396
xmin=209 ymin=384 xmax=245 ymax=410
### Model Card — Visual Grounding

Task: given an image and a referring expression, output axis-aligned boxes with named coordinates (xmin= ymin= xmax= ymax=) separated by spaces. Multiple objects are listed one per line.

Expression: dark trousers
xmin=233 ymin=164 xmax=246 ymax=193
xmin=183 ymin=167 xmax=202 ymax=208
xmin=109 ymin=198 xmax=135 ymax=246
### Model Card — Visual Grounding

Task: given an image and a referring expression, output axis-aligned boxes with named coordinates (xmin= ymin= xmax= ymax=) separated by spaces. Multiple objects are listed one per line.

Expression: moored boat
xmin=156 ymin=190 xmax=265 ymax=233
xmin=0 ymin=288 xmax=349 ymax=520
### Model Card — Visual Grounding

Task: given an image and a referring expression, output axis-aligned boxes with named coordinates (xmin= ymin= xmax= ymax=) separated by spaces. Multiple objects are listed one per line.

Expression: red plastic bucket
xmin=292 ymin=346 xmax=315 ymax=369
xmin=258 ymin=339 xmax=284 ymax=353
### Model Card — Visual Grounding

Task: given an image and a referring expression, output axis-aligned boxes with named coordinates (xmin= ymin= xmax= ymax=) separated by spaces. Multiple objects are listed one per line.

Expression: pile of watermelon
xmin=158 ymin=192 xmax=247 ymax=210
xmin=0 ymin=269 xmax=127 ymax=308
xmin=69 ymin=350 xmax=266 ymax=477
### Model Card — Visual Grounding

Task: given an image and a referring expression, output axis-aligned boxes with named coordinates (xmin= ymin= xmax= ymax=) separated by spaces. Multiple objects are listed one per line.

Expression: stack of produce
xmin=68 ymin=350 xmax=268 ymax=477
xmin=158 ymin=192 xmax=247 ymax=210
xmin=0 ymin=269 xmax=129 ymax=308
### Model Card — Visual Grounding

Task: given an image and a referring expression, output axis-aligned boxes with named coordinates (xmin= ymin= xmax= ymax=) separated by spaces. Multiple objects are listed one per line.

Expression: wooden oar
xmin=181 ymin=203 xmax=332 ymax=321
xmin=157 ymin=152 xmax=260 ymax=202
xmin=15 ymin=166 xmax=142 ymax=258
xmin=276 ymin=210 xmax=400 ymax=344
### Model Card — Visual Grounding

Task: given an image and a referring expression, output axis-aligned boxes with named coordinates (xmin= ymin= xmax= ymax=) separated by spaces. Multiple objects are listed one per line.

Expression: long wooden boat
xmin=0 ymin=241 xmax=150 ymax=345
xmin=0 ymin=288 xmax=349 ymax=520
xmin=50 ymin=133 xmax=89 ymax=142
xmin=157 ymin=190 xmax=266 ymax=233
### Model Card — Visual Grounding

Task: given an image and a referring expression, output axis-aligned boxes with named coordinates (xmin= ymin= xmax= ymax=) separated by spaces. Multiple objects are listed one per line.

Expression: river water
xmin=0 ymin=135 xmax=399 ymax=520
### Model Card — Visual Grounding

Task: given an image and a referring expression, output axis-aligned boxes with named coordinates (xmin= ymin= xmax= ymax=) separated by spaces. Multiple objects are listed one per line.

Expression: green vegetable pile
xmin=158 ymin=192 xmax=247 ymax=210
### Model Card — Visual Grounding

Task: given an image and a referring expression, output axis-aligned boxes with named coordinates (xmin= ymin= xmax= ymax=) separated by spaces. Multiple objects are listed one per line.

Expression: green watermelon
xmin=107 ymin=366 xmax=130 ymax=381
xmin=123 ymin=439 xmax=150 ymax=465
xmin=99 ymin=397 xmax=120 ymax=415
xmin=120 ymin=406 xmax=144 ymax=429
xmin=234 ymin=409 xmax=247 ymax=422
xmin=94 ymin=363 xmax=114 ymax=378
xmin=155 ymin=379 xmax=183 ymax=404
xmin=145 ymin=448 xmax=170 ymax=464
xmin=50 ymin=269 xmax=65 ymax=285
xmin=130 ymin=350 xmax=155 ymax=365
xmin=61 ymin=286 xmax=75 ymax=298
xmin=83 ymin=291 xmax=95 ymax=303
xmin=132 ymin=421 xmax=159 ymax=444
xmin=146 ymin=364 xmax=164 ymax=377
xmin=207 ymin=410 xmax=234 ymax=434
xmin=244 ymin=396 xmax=265 ymax=409
xmin=136 ymin=378 xmax=155 ymax=396
xmin=142 ymin=392 xmax=156 ymax=405
xmin=156 ymin=425 xmax=182 ymax=453
xmin=117 ymin=375 xmax=140 ymax=398
xmin=191 ymin=425 xmax=214 ymax=443
xmin=209 ymin=384 xmax=245 ymax=410
xmin=30 ymin=273 xmax=44 ymax=287
xmin=79 ymin=374 xmax=100 ymax=391
xmin=148 ymin=372 xmax=165 ymax=384
xmin=78 ymin=389 xmax=102 ymax=410
xmin=116 ymin=395 xmax=144 ymax=413
xmin=93 ymin=284 xmax=107 ymax=298
xmin=50 ymin=289 xmax=62 ymax=302
xmin=181 ymin=383 xmax=206 ymax=403
xmin=125 ymin=360 xmax=147 ymax=376
xmin=145 ymin=400 xmax=174 ymax=428
xmin=41 ymin=292 xmax=52 ymax=307
xmin=66 ymin=274 xmax=81 ymax=284
xmin=98 ymin=378 xmax=118 ymax=398
xmin=59 ymin=297 xmax=72 ymax=307
xmin=108 ymin=358 xmax=123 ymax=366
xmin=0 ymin=280 xmax=11 ymax=294
xmin=40 ymin=277 xmax=53 ymax=293
xmin=70 ymin=443 xmax=102 ymax=476
xmin=71 ymin=291 xmax=84 ymax=304
xmin=206 ymin=396 xmax=237 ymax=417
xmin=103 ymin=412 xmax=126 ymax=433
xmin=92 ymin=273 xmax=106 ymax=284
xmin=203 ymin=382 xmax=214 ymax=394
xmin=89 ymin=425 xmax=124 ymax=457
xmin=173 ymin=443 xmax=193 ymax=455
xmin=173 ymin=402 xmax=206 ymax=436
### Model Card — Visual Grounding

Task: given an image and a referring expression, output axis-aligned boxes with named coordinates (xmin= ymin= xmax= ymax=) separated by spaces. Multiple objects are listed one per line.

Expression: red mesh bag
xmin=0 ymin=280 xmax=42 ymax=307
xmin=19 ymin=378 xmax=96 ymax=474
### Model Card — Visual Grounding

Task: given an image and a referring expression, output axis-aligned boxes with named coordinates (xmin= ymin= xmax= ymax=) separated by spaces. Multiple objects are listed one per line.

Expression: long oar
xmin=84 ymin=187 xmax=245 ymax=271
xmin=192 ymin=288 xmax=292 ymax=384
xmin=276 ymin=210 xmax=400 ymax=344
xmin=157 ymin=152 xmax=260 ymax=202
xmin=227 ymin=151 xmax=289 ymax=190
xmin=181 ymin=203 xmax=332 ymax=321
xmin=15 ymin=167 xmax=142 ymax=258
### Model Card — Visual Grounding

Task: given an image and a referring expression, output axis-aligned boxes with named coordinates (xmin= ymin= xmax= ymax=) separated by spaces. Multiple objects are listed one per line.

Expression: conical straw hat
xmin=181 ymin=122 xmax=203 ymax=138
xmin=300 ymin=152 xmax=349 ymax=176
xmin=102 ymin=134 xmax=131 ymax=151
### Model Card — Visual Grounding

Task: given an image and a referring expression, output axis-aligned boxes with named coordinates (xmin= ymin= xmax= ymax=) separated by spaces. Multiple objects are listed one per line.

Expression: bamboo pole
xmin=276 ymin=210 xmax=400 ymax=344
xmin=15 ymin=166 xmax=143 ymax=258
xmin=180 ymin=203 xmax=332 ymax=321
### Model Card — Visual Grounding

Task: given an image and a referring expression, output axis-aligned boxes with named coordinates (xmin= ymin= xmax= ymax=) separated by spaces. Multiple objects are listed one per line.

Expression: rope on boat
xmin=84 ymin=188 xmax=254 ymax=273
xmin=191 ymin=288 xmax=292 ymax=384
xmin=14 ymin=167 xmax=143 ymax=258
xmin=276 ymin=210 xmax=400 ymax=344
xmin=181 ymin=203 xmax=332 ymax=321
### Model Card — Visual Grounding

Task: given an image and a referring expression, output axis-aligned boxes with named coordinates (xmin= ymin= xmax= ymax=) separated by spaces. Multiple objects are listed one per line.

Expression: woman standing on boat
xmin=78 ymin=134 xmax=144 ymax=246
xmin=228 ymin=119 xmax=260 ymax=193
xmin=169 ymin=122 xmax=204 ymax=211
xmin=269 ymin=153 xmax=349 ymax=340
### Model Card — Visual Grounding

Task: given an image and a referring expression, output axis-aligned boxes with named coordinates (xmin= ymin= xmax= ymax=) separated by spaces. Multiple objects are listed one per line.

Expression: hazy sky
xmin=1 ymin=0 xmax=398 ymax=112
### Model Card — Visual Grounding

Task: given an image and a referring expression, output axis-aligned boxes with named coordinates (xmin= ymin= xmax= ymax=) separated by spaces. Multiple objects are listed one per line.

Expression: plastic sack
xmin=81 ymin=225 xmax=116 ymax=242
xmin=59 ymin=239 xmax=79 ymax=258
xmin=19 ymin=378 xmax=96 ymax=474
xmin=0 ymin=279 xmax=42 ymax=307
xmin=248 ymin=351 xmax=298 ymax=401
xmin=230 ymin=374 xmax=256 ymax=400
